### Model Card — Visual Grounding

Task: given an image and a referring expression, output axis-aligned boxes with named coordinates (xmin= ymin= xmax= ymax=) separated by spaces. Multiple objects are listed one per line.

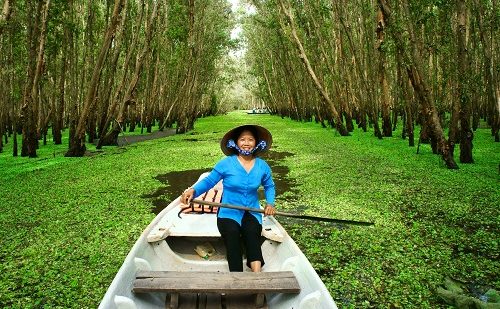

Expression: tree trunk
xmin=449 ymin=1 xmax=463 ymax=149
xmin=97 ymin=0 xmax=145 ymax=147
xmin=129 ymin=102 xmax=137 ymax=132
xmin=39 ymin=92 xmax=52 ymax=146
xmin=392 ymin=108 xmax=398 ymax=131
xmin=99 ymin=0 xmax=157 ymax=147
xmin=66 ymin=0 xmax=125 ymax=157
xmin=403 ymin=77 xmax=415 ymax=147
xmin=380 ymin=0 xmax=458 ymax=169
xmin=457 ymin=0 xmax=473 ymax=163
xmin=20 ymin=1 xmax=38 ymax=157
xmin=0 ymin=0 xmax=12 ymax=37
xmin=377 ymin=6 xmax=392 ymax=137
xmin=335 ymin=2 xmax=370 ymax=134
xmin=13 ymin=130 xmax=17 ymax=156
xmin=144 ymin=49 xmax=160 ymax=134
xmin=176 ymin=0 xmax=196 ymax=134
xmin=21 ymin=0 xmax=50 ymax=158
xmin=345 ymin=112 xmax=354 ymax=132
xmin=53 ymin=17 xmax=69 ymax=145
xmin=279 ymin=0 xmax=348 ymax=136
xmin=473 ymin=0 xmax=499 ymax=142
xmin=97 ymin=0 xmax=131 ymax=141
xmin=87 ymin=109 xmax=97 ymax=143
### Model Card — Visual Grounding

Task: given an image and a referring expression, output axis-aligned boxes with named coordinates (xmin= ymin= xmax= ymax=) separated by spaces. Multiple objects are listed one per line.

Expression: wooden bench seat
xmin=134 ymin=270 xmax=300 ymax=294
xmin=133 ymin=271 xmax=300 ymax=308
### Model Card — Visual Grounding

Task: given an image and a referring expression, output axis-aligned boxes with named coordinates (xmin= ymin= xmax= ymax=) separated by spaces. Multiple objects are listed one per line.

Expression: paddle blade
xmin=283 ymin=214 xmax=374 ymax=226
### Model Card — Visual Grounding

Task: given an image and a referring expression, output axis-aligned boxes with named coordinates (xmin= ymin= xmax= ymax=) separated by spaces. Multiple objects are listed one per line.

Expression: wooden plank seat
xmin=134 ymin=270 xmax=300 ymax=294
xmin=133 ymin=271 xmax=300 ymax=308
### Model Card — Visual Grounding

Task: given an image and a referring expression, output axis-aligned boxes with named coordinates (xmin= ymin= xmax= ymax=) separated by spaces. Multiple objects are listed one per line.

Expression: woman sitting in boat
xmin=181 ymin=124 xmax=276 ymax=273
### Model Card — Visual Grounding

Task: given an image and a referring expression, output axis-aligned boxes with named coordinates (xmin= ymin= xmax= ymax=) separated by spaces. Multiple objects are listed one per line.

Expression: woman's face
xmin=237 ymin=130 xmax=256 ymax=153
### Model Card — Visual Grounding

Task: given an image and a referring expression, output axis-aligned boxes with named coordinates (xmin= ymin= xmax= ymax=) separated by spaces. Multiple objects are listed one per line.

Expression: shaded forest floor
xmin=0 ymin=111 xmax=499 ymax=308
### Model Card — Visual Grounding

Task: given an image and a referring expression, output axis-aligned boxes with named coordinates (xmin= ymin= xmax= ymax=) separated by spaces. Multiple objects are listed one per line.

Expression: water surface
xmin=142 ymin=151 xmax=298 ymax=214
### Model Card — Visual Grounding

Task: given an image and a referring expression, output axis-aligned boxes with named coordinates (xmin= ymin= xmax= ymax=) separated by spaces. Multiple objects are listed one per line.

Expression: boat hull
xmin=99 ymin=196 xmax=337 ymax=309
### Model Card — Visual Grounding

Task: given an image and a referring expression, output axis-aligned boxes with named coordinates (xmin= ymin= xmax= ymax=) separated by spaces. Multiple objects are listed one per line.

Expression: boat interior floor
xmin=166 ymin=237 xmax=227 ymax=261
xmin=165 ymin=293 xmax=268 ymax=309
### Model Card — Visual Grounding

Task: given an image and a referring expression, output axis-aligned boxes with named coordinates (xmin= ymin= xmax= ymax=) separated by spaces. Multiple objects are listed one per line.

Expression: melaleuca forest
xmin=0 ymin=0 xmax=499 ymax=308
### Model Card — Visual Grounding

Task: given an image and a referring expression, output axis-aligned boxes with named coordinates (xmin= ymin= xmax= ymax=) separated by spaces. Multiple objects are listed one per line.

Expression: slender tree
xmin=278 ymin=0 xmax=348 ymax=136
xmin=457 ymin=0 xmax=473 ymax=163
xmin=381 ymin=0 xmax=458 ymax=169
xmin=20 ymin=0 xmax=50 ymax=158
xmin=473 ymin=0 xmax=499 ymax=142
xmin=65 ymin=0 xmax=125 ymax=157
xmin=376 ymin=5 xmax=392 ymax=137
xmin=99 ymin=0 xmax=158 ymax=146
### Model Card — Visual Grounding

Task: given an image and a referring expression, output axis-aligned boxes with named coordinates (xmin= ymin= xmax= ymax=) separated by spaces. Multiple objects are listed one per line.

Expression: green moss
xmin=1 ymin=111 xmax=499 ymax=308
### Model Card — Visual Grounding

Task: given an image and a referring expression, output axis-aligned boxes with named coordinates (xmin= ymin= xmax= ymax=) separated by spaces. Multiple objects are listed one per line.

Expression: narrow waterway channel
xmin=142 ymin=150 xmax=299 ymax=214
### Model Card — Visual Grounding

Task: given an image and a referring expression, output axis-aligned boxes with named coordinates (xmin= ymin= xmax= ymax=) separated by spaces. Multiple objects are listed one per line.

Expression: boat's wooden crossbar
xmin=133 ymin=271 xmax=300 ymax=294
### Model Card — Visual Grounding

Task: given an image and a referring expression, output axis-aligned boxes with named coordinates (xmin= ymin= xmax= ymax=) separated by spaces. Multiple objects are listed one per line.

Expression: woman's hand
xmin=264 ymin=204 xmax=276 ymax=216
xmin=181 ymin=187 xmax=195 ymax=205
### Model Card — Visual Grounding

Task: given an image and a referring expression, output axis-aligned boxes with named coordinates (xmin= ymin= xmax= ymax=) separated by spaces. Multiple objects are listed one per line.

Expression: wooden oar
xmin=188 ymin=199 xmax=374 ymax=226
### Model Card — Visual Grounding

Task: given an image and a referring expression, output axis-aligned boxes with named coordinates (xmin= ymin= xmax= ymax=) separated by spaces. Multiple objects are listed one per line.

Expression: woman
xmin=181 ymin=124 xmax=276 ymax=272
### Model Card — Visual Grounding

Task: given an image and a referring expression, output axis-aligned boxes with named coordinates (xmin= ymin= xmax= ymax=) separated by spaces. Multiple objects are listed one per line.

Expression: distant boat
xmin=247 ymin=108 xmax=269 ymax=114
xmin=99 ymin=174 xmax=337 ymax=309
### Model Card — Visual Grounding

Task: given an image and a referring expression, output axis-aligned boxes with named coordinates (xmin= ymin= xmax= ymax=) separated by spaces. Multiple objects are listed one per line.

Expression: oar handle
xmin=190 ymin=199 xmax=374 ymax=226
xmin=191 ymin=199 xmax=265 ymax=214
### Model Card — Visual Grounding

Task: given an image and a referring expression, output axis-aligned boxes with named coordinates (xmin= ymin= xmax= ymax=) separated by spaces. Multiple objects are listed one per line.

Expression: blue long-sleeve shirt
xmin=192 ymin=155 xmax=275 ymax=225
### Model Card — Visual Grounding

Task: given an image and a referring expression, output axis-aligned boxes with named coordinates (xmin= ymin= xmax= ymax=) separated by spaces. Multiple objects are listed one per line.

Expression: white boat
xmin=99 ymin=174 xmax=337 ymax=309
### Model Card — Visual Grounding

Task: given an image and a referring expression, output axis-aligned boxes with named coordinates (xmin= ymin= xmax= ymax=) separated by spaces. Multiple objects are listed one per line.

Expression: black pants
xmin=217 ymin=211 xmax=264 ymax=272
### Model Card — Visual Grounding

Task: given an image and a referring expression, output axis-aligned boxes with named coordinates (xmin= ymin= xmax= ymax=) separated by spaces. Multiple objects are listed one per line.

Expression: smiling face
xmin=236 ymin=130 xmax=257 ymax=154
